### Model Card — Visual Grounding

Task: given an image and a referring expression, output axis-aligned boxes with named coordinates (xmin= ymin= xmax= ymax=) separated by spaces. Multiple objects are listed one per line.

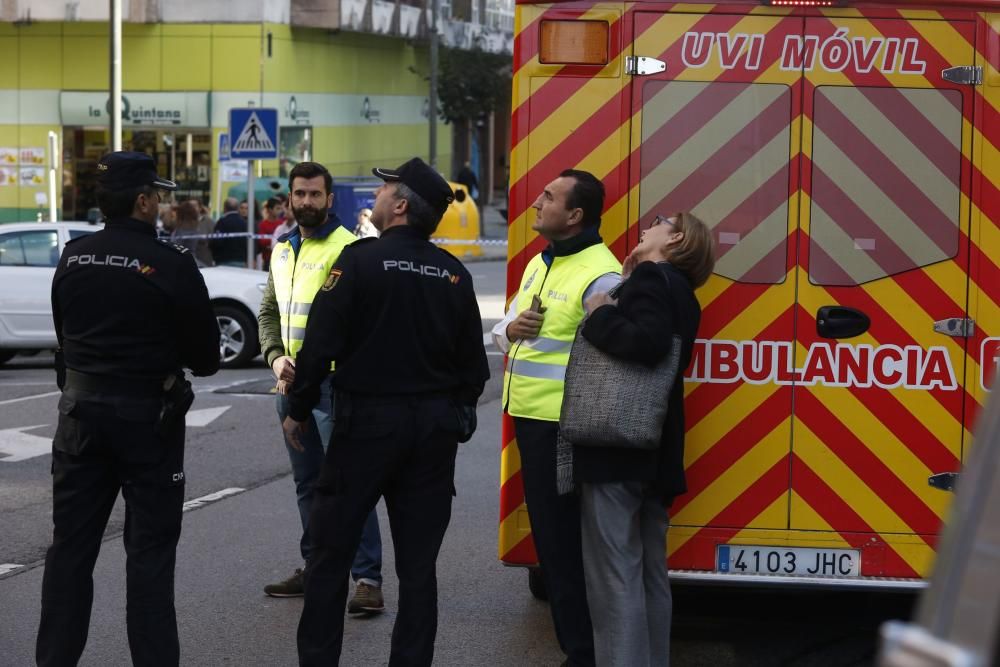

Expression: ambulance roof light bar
xmin=763 ymin=0 xmax=847 ymax=6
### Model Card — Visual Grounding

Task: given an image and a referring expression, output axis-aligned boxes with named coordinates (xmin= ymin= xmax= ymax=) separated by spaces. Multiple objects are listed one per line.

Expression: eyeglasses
xmin=652 ymin=213 xmax=680 ymax=229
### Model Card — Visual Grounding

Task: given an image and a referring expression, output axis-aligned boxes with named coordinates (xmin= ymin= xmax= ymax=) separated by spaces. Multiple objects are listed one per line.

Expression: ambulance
xmin=498 ymin=0 xmax=1000 ymax=588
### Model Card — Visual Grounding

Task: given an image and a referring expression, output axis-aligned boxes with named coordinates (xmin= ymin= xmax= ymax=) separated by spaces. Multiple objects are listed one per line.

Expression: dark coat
xmin=287 ymin=224 xmax=490 ymax=421
xmin=573 ymin=260 xmax=701 ymax=504
xmin=53 ymin=217 xmax=220 ymax=379
xmin=210 ymin=211 xmax=248 ymax=265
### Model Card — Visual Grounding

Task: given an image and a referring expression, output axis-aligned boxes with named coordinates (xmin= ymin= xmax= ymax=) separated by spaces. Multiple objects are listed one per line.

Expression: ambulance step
xmin=668 ymin=569 xmax=927 ymax=591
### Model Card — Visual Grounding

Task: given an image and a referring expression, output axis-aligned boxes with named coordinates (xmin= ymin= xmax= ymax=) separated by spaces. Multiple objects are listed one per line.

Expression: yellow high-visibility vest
xmin=271 ymin=225 xmax=356 ymax=363
xmin=502 ymin=242 xmax=621 ymax=421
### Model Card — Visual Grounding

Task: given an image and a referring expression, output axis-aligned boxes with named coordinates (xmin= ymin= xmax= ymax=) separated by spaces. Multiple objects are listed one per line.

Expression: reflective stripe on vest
xmin=271 ymin=226 xmax=356 ymax=363
xmin=276 ymin=300 xmax=312 ymax=317
xmin=502 ymin=243 xmax=621 ymax=421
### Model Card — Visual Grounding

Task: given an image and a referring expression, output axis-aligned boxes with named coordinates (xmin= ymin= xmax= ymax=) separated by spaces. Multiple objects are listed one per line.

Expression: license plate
xmin=717 ymin=545 xmax=861 ymax=577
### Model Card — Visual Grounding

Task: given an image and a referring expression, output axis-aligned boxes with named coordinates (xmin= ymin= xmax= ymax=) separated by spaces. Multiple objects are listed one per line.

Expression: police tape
xmin=165 ymin=231 xmax=508 ymax=247
xmin=430 ymin=238 xmax=508 ymax=247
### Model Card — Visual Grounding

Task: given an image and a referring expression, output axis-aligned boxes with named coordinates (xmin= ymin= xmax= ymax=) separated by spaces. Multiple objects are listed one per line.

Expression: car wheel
xmin=528 ymin=568 xmax=548 ymax=601
xmin=214 ymin=305 xmax=259 ymax=369
xmin=0 ymin=350 xmax=17 ymax=365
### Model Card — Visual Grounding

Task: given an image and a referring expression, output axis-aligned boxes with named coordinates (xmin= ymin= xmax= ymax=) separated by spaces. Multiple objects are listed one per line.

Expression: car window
xmin=0 ymin=230 xmax=60 ymax=267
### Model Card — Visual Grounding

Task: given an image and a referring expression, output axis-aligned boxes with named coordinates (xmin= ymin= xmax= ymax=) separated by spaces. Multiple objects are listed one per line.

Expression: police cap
xmin=372 ymin=157 xmax=454 ymax=217
xmin=97 ymin=151 xmax=177 ymax=192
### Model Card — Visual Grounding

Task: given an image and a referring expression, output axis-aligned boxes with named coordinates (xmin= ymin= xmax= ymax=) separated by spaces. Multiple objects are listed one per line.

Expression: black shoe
xmin=264 ymin=568 xmax=304 ymax=597
xmin=347 ymin=582 xmax=385 ymax=614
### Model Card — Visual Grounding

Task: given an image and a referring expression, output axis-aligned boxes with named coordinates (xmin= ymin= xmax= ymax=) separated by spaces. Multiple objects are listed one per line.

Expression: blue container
xmin=331 ymin=179 xmax=381 ymax=233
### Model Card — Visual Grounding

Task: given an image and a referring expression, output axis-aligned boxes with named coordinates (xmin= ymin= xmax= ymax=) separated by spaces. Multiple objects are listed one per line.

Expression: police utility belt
xmin=63 ymin=368 xmax=195 ymax=435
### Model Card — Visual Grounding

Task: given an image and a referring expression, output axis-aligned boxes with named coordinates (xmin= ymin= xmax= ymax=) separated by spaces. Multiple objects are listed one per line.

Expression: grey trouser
xmin=580 ymin=481 xmax=672 ymax=667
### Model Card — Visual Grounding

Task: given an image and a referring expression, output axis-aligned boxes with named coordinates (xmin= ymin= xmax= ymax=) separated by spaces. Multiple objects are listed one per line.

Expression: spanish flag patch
xmin=321 ymin=268 xmax=343 ymax=291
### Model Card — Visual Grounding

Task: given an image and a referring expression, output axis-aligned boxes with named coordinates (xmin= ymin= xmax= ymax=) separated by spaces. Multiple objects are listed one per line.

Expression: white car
xmin=0 ymin=221 xmax=265 ymax=368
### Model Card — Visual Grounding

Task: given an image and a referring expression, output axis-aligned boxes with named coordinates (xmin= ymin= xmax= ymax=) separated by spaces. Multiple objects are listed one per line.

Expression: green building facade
xmin=0 ymin=22 xmax=451 ymax=221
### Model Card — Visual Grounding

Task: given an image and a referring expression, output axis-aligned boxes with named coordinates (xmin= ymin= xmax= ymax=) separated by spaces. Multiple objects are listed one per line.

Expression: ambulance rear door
xmin=791 ymin=13 xmax=974 ymax=578
xmin=626 ymin=9 xmax=804 ymax=569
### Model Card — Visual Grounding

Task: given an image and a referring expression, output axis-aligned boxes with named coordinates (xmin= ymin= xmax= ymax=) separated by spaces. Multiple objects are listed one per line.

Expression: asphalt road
xmin=0 ymin=259 xmax=918 ymax=666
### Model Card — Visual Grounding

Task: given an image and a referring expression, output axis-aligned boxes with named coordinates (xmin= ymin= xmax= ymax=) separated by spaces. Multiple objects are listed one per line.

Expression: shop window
xmin=808 ymin=86 xmax=963 ymax=286
xmin=638 ymin=81 xmax=792 ymax=284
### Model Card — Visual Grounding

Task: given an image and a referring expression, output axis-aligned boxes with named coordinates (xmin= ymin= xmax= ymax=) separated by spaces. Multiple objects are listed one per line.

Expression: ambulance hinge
xmin=933 ymin=317 xmax=975 ymax=337
xmin=928 ymin=472 xmax=959 ymax=492
xmin=625 ymin=56 xmax=666 ymax=77
xmin=942 ymin=66 xmax=983 ymax=86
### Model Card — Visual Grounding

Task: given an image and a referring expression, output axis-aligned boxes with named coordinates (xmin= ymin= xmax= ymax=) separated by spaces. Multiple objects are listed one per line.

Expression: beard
xmin=292 ymin=205 xmax=325 ymax=228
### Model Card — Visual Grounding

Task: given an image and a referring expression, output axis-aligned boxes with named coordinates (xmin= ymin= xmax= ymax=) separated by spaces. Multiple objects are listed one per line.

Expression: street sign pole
xmin=47 ymin=131 xmax=58 ymax=222
xmin=247 ymin=164 xmax=255 ymax=269
xmin=216 ymin=133 xmax=230 ymax=218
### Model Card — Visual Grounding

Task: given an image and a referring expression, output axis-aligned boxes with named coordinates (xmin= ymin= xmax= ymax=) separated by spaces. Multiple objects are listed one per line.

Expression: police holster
xmin=156 ymin=373 xmax=194 ymax=437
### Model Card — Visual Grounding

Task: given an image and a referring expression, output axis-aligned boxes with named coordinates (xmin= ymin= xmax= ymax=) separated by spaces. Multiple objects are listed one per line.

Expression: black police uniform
xmin=289 ymin=220 xmax=489 ymax=665
xmin=37 ymin=153 xmax=219 ymax=667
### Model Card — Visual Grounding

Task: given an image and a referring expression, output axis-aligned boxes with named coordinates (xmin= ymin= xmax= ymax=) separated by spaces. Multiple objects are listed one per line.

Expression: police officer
xmin=37 ymin=151 xmax=220 ymax=667
xmin=283 ymin=157 xmax=489 ymax=666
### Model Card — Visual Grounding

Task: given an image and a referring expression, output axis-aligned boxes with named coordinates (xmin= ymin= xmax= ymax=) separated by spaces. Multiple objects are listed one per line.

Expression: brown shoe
xmin=264 ymin=568 xmax=304 ymax=598
xmin=347 ymin=581 xmax=385 ymax=614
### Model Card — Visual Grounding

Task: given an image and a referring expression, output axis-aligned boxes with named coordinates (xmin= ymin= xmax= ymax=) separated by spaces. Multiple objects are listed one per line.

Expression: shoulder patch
xmin=157 ymin=239 xmax=190 ymax=254
xmin=321 ymin=267 xmax=343 ymax=291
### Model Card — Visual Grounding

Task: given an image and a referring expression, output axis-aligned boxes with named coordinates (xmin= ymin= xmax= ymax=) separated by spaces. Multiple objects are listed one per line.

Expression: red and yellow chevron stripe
xmin=499 ymin=0 xmax=1000 ymax=582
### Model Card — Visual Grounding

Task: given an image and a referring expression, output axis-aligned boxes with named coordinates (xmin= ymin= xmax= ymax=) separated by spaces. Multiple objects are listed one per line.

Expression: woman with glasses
xmin=574 ymin=212 xmax=716 ymax=667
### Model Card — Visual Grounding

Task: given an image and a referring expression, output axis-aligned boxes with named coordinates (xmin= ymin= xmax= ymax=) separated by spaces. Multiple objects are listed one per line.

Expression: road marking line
xmin=0 ymin=391 xmax=60 ymax=407
xmin=186 ymin=406 xmax=231 ymax=427
xmin=0 ymin=563 xmax=23 ymax=575
xmin=182 ymin=487 xmax=246 ymax=512
xmin=0 ymin=425 xmax=51 ymax=462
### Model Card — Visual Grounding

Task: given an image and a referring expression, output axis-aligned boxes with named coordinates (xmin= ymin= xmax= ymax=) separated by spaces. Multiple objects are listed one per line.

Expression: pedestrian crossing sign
xmin=228 ymin=108 xmax=279 ymax=160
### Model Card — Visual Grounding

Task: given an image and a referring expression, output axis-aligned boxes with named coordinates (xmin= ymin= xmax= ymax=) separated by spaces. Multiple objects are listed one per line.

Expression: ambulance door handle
xmin=816 ymin=306 xmax=870 ymax=339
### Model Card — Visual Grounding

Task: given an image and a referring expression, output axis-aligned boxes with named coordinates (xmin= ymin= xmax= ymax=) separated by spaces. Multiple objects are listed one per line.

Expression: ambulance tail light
xmin=539 ymin=20 xmax=609 ymax=65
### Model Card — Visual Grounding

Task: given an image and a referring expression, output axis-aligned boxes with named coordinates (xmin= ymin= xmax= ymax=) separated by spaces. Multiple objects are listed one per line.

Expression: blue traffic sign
xmin=229 ymin=108 xmax=279 ymax=160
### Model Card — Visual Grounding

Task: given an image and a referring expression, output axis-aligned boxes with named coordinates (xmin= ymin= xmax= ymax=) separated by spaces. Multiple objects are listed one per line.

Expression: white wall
xmin=161 ymin=0 xmax=290 ymax=23
xmin=9 ymin=0 xmax=291 ymax=22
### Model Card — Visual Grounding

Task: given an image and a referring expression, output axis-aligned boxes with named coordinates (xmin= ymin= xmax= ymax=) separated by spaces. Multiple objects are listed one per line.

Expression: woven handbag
xmin=558 ymin=271 xmax=683 ymax=450
xmin=559 ymin=330 xmax=682 ymax=449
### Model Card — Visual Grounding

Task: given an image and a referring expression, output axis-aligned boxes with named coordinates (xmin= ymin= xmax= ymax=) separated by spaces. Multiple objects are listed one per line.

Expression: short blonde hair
xmin=666 ymin=212 xmax=716 ymax=288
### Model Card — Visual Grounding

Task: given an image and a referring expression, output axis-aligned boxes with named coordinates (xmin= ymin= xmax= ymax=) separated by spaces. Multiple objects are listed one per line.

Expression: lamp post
xmin=429 ymin=0 xmax=439 ymax=168
xmin=110 ymin=0 xmax=122 ymax=151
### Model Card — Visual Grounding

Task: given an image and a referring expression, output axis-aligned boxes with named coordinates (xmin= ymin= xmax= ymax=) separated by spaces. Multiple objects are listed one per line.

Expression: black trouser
xmin=513 ymin=417 xmax=595 ymax=667
xmin=37 ymin=387 xmax=185 ymax=667
xmin=298 ymin=394 xmax=462 ymax=667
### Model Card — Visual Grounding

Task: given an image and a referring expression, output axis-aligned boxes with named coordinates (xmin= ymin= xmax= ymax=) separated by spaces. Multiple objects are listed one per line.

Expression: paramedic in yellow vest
xmin=257 ymin=162 xmax=385 ymax=613
xmin=492 ymin=169 xmax=621 ymax=667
